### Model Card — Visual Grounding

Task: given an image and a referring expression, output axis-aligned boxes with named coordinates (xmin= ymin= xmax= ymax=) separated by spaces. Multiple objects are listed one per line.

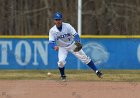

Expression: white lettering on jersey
xmin=49 ymin=22 xmax=77 ymax=47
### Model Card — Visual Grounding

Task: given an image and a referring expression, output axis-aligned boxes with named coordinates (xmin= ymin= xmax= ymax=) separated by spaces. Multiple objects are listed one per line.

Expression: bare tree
xmin=0 ymin=0 xmax=140 ymax=35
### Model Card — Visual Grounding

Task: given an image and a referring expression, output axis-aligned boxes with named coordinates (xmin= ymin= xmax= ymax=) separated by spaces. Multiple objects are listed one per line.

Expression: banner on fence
xmin=0 ymin=37 xmax=140 ymax=69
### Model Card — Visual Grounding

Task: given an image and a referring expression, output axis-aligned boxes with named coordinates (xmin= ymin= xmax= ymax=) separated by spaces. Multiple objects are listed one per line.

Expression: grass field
xmin=0 ymin=70 xmax=140 ymax=82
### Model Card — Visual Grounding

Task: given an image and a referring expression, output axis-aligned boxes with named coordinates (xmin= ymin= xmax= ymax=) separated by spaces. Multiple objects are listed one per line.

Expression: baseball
xmin=47 ymin=72 xmax=52 ymax=76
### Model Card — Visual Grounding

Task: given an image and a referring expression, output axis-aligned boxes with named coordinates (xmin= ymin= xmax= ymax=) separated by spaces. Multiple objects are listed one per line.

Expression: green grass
xmin=0 ymin=70 xmax=140 ymax=82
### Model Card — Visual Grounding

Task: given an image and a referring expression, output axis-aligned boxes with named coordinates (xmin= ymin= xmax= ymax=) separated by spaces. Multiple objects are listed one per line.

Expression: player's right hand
xmin=54 ymin=46 xmax=59 ymax=51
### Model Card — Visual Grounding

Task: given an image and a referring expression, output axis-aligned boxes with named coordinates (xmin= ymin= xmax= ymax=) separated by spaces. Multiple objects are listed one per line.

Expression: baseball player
xmin=49 ymin=12 xmax=103 ymax=81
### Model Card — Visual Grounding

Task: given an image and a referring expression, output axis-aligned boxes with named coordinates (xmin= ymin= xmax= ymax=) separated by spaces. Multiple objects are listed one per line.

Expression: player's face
xmin=54 ymin=19 xmax=62 ymax=27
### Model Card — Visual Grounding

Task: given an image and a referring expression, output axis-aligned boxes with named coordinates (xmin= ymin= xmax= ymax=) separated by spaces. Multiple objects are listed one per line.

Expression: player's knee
xmin=57 ymin=61 xmax=66 ymax=68
xmin=83 ymin=57 xmax=91 ymax=64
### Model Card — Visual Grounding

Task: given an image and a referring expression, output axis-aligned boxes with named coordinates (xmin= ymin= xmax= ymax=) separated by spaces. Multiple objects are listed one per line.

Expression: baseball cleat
xmin=61 ymin=75 xmax=66 ymax=81
xmin=96 ymin=71 xmax=103 ymax=78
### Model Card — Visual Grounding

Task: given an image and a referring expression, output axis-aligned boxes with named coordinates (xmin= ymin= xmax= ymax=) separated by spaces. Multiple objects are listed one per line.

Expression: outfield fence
xmin=0 ymin=36 xmax=140 ymax=69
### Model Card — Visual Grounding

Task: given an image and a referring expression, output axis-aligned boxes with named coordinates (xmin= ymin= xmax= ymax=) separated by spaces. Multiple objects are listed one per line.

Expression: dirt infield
xmin=0 ymin=80 xmax=139 ymax=98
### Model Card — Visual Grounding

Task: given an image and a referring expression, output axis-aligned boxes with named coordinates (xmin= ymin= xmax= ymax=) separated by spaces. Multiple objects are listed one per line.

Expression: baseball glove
xmin=73 ymin=42 xmax=82 ymax=52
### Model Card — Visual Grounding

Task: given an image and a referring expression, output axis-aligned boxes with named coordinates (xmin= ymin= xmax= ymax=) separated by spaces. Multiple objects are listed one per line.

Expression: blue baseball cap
xmin=53 ymin=12 xmax=63 ymax=20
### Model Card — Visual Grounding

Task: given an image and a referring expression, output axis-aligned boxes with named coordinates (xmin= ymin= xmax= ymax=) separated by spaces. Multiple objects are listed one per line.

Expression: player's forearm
xmin=73 ymin=33 xmax=80 ymax=42
xmin=49 ymin=41 xmax=56 ymax=49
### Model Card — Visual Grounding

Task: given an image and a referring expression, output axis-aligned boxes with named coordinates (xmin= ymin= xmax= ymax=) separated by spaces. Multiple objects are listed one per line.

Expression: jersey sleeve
xmin=68 ymin=24 xmax=77 ymax=36
xmin=74 ymin=33 xmax=80 ymax=42
xmin=68 ymin=24 xmax=80 ymax=42
xmin=49 ymin=30 xmax=55 ymax=42
xmin=49 ymin=30 xmax=56 ymax=49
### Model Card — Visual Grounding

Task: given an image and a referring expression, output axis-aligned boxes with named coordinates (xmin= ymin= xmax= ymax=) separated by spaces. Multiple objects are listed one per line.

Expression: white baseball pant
xmin=57 ymin=42 xmax=91 ymax=68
